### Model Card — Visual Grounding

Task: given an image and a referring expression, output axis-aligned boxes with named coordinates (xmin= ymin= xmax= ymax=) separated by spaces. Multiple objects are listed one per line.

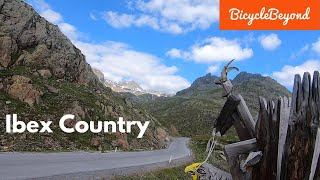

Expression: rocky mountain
xmin=137 ymin=72 xmax=291 ymax=137
xmin=0 ymin=0 xmax=168 ymax=152
xmin=232 ymin=71 xmax=268 ymax=84
xmin=92 ymin=68 xmax=105 ymax=83
xmin=176 ymin=73 xmax=219 ymax=96
xmin=119 ymin=81 xmax=144 ymax=92
xmin=93 ymin=68 xmax=169 ymax=97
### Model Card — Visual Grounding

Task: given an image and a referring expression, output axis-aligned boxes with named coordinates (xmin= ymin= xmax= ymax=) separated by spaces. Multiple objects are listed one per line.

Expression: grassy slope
xmin=0 ymin=66 xmax=162 ymax=151
xmin=140 ymin=74 xmax=291 ymax=137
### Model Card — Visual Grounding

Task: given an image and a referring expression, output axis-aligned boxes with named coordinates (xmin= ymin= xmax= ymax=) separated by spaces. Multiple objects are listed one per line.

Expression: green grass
xmin=114 ymin=166 xmax=190 ymax=180
xmin=113 ymin=132 xmax=238 ymax=179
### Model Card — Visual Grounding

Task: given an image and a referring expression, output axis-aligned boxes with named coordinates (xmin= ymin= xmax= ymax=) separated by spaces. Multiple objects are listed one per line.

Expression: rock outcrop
xmin=0 ymin=0 xmax=97 ymax=84
xmin=93 ymin=68 xmax=105 ymax=83
xmin=8 ymin=75 xmax=42 ymax=106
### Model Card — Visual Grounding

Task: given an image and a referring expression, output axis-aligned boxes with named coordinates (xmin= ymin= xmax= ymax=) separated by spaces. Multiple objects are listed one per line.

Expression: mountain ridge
xmin=134 ymin=71 xmax=291 ymax=137
xmin=176 ymin=73 xmax=219 ymax=96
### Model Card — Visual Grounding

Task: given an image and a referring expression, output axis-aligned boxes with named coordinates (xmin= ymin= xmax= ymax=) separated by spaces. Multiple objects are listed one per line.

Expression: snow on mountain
xmin=92 ymin=68 xmax=169 ymax=97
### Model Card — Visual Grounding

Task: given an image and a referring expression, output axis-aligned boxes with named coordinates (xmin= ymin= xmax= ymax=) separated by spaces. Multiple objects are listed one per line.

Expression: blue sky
xmin=26 ymin=0 xmax=320 ymax=93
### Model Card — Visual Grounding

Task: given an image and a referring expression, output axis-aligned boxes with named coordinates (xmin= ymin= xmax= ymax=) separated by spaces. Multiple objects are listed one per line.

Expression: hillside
xmin=0 ymin=0 xmax=167 ymax=152
xmin=137 ymin=72 xmax=291 ymax=137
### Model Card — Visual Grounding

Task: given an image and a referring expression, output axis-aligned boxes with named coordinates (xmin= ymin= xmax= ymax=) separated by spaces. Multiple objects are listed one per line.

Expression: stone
xmin=91 ymin=137 xmax=102 ymax=147
xmin=53 ymin=68 xmax=65 ymax=78
xmin=38 ymin=69 xmax=52 ymax=79
xmin=12 ymin=75 xmax=30 ymax=83
xmin=8 ymin=75 xmax=42 ymax=107
xmin=65 ymin=102 xmax=86 ymax=122
xmin=32 ymin=72 xmax=39 ymax=77
xmin=0 ymin=36 xmax=17 ymax=68
xmin=155 ymin=127 xmax=168 ymax=141
xmin=115 ymin=132 xmax=129 ymax=150
xmin=44 ymin=84 xmax=59 ymax=93
xmin=2 ymin=146 xmax=9 ymax=152
xmin=5 ymin=101 xmax=11 ymax=104
xmin=14 ymin=53 xmax=25 ymax=66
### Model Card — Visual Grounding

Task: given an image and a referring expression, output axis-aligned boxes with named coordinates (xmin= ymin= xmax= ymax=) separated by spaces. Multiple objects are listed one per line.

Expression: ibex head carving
xmin=214 ymin=59 xmax=239 ymax=97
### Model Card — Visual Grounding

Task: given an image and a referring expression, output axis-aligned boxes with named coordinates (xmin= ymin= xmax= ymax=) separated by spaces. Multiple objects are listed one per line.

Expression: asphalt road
xmin=0 ymin=137 xmax=190 ymax=180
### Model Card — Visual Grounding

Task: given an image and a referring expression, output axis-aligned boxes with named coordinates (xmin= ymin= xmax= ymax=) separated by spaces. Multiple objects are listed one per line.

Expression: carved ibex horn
xmin=226 ymin=67 xmax=239 ymax=73
xmin=221 ymin=59 xmax=239 ymax=82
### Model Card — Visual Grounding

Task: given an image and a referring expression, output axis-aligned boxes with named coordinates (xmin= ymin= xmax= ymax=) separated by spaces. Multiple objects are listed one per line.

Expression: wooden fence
xmin=215 ymin=71 xmax=320 ymax=180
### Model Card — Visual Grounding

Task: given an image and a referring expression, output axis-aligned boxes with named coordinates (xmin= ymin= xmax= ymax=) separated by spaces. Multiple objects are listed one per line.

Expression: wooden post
xmin=235 ymin=94 xmax=255 ymax=139
xmin=253 ymin=97 xmax=279 ymax=180
xmin=215 ymin=94 xmax=240 ymax=136
xmin=282 ymin=72 xmax=320 ymax=180
xmin=224 ymin=138 xmax=258 ymax=180
xmin=309 ymin=128 xmax=320 ymax=180
xmin=277 ymin=96 xmax=291 ymax=180
xmin=214 ymin=94 xmax=256 ymax=141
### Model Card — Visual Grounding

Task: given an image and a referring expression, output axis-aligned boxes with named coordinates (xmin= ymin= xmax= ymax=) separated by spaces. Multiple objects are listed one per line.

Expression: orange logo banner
xmin=220 ymin=0 xmax=320 ymax=30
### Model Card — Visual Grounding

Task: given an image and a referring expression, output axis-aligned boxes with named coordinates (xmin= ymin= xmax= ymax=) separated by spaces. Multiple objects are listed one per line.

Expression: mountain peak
xmin=205 ymin=72 xmax=212 ymax=76
xmin=232 ymin=71 xmax=266 ymax=84
xmin=176 ymin=73 xmax=219 ymax=96
xmin=191 ymin=73 xmax=219 ymax=88
xmin=119 ymin=81 xmax=143 ymax=92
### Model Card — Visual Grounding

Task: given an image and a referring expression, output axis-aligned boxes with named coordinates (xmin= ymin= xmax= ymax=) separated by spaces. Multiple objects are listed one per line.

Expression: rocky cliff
xmin=0 ymin=0 xmax=97 ymax=84
xmin=0 ymin=0 xmax=168 ymax=152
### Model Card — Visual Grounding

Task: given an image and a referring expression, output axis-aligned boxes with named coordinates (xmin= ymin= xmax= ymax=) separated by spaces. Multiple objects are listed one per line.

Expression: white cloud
xmin=75 ymin=41 xmax=190 ymax=93
xmin=290 ymin=44 xmax=309 ymax=59
xmin=58 ymin=23 xmax=79 ymax=41
xmin=102 ymin=0 xmax=219 ymax=34
xmin=207 ymin=65 xmax=219 ymax=74
xmin=89 ymin=13 xmax=97 ymax=21
xmin=273 ymin=60 xmax=320 ymax=88
xmin=28 ymin=0 xmax=190 ymax=93
xmin=167 ymin=37 xmax=253 ymax=63
xmin=31 ymin=0 xmax=80 ymax=42
xmin=103 ymin=12 xmax=161 ymax=30
xmin=41 ymin=9 xmax=63 ymax=24
xmin=103 ymin=11 xmax=135 ymax=28
xmin=166 ymin=48 xmax=183 ymax=58
xmin=312 ymin=38 xmax=320 ymax=54
xmin=134 ymin=15 xmax=159 ymax=29
xmin=259 ymin=34 xmax=282 ymax=51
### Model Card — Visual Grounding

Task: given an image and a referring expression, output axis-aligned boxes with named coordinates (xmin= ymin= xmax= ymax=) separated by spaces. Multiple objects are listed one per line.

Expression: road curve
xmin=0 ymin=137 xmax=190 ymax=180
